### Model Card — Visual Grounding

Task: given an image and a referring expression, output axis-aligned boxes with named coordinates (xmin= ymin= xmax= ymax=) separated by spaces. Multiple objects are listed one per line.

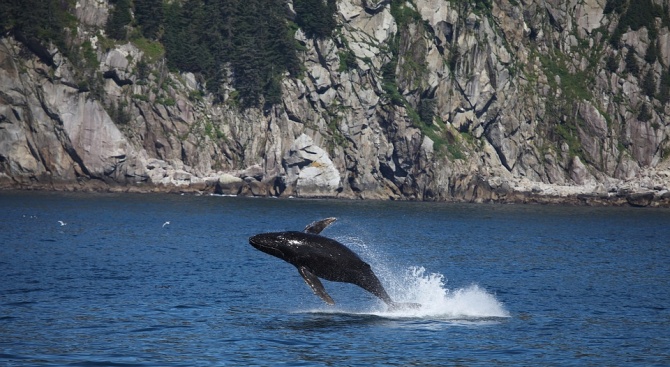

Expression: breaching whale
xmin=249 ymin=218 xmax=420 ymax=309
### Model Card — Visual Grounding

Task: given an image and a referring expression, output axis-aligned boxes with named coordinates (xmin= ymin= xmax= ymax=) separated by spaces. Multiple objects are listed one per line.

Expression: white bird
xmin=58 ymin=221 xmax=67 ymax=226
xmin=162 ymin=221 xmax=170 ymax=228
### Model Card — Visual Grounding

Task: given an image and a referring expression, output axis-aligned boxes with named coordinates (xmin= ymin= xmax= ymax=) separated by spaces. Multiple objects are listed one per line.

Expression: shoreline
xmin=2 ymin=181 xmax=669 ymax=208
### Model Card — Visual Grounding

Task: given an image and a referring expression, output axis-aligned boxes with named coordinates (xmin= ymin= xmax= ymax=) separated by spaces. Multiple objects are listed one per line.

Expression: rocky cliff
xmin=1 ymin=0 xmax=670 ymax=206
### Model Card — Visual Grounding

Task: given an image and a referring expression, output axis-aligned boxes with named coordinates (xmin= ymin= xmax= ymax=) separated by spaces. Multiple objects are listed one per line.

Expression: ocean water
xmin=1 ymin=191 xmax=669 ymax=366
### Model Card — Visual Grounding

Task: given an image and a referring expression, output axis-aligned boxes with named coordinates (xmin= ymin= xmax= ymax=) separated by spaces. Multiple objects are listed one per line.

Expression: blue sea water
xmin=1 ymin=191 xmax=669 ymax=366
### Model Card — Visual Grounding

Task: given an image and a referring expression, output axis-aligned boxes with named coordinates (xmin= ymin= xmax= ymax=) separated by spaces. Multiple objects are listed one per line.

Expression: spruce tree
xmin=160 ymin=0 xmax=300 ymax=108
xmin=294 ymin=0 xmax=337 ymax=39
xmin=0 ymin=1 xmax=15 ymax=32
xmin=637 ymin=104 xmax=652 ymax=122
xmin=645 ymin=40 xmax=658 ymax=64
xmin=231 ymin=0 xmax=264 ymax=107
xmin=659 ymin=69 xmax=670 ymax=104
xmin=625 ymin=48 xmax=640 ymax=76
xmin=642 ymin=69 xmax=656 ymax=98
xmin=604 ymin=0 xmax=627 ymax=14
xmin=106 ymin=0 xmax=132 ymax=40
xmin=135 ymin=0 xmax=164 ymax=39
xmin=3 ymin=0 xmax=68 ymax=43
xmin=162 ymin=2 xmax=182 ymax=66
xmin=606 ymin=54 xmax=618 ymax=73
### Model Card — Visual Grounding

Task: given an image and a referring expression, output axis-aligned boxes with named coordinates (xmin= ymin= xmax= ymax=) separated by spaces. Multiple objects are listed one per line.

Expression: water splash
xmin=337 ymin=236 xmax=510 ymax=320
xmin=380 ymin=266 xmax=510 ymax=319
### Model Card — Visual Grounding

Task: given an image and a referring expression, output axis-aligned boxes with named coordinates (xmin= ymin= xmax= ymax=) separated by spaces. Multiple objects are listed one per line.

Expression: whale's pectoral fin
xmin=303 ymin=217 xmax=337 ymax=235
xmin=298 ymin=266 xmax=335 ymax=305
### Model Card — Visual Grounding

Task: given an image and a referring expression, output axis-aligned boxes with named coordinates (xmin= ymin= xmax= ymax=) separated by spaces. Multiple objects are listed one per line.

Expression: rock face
xmin=1 ymin=0 xmax=670 ymax=206
xmin=283 ymin=134 xmax=342 ymax=197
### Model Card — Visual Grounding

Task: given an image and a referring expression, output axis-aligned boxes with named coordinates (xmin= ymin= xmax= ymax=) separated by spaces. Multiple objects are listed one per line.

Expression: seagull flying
xmin=162 ymin=221 xmax=170 ymax=228
xmin=58 ymin=221 xmax=67 ymax=226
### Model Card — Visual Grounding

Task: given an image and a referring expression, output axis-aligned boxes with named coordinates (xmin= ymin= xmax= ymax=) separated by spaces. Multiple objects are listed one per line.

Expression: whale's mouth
xmin=248 ymin=234 xmax=268 ymax=251
xmin=248 ymin=234 xmax=262 ymax=247
xmin=249 ymin=233 xmax=286 ymax=258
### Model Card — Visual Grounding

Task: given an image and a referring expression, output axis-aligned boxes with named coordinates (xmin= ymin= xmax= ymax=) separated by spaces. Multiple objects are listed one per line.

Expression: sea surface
xmin=1 ymin=191 xmax=669 ymax=366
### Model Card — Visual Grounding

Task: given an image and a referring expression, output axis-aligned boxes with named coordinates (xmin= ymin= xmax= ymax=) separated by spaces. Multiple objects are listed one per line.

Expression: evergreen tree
xmin=199 ymin=0 xmax=227 ymax=97
xmin=163 ymin=1 xmax=186 ymax=69
xmin=162 ymin=2 xmax=181 ymax=62
xmin=136 ymin=59 xmax=149 ymax=81
xmin=610 ymin=0 xmax=663 ymax=48
xmin=0 ymin=1 xmax=16 ymax=32
xmin=606 ymin=54 xmax=618 ymax=73
xmin=218 ymin=0 xmax=238 ymax=56
xmin=2 ymin=0 xmax=68 ymax=43
xmin=260 ymin=0 xmax=300 ymax=76
xmin=106 ymin=0 xmax=132 ymax=40
xmin=625 ymin=48 xmax=639 ymax=76
xmin=294 ymin=0 xmax=338 ymax=39
xmin=164 ymin=0 xmax=209 ymax=73
xmin=231 ymin=0 xmax=265 ymax=107
xmin=161 ymin=0 xmax=300 ymax=107
xmin=609 ymin=27 xmax=623 ymax=49
xmin=135 ymin=0 xmax=164 ymax=39
xmin=659 ymin=69 xmax=670 ymax=104
xmin=642 ymin=69 xmax=656 ymax=98
xmin=637 ymin=103 xmax=652 ymax=122
xmin=183 ymin=0 xmax=214 ymax=73
xmin=260 ymin=0 xmax=300 ymax=104
xmin=418 ymin=98 xmax=436 ymax=125
xmin=1 ymin=0 xmax=72 ymax=64
xmin=645 ymin=40 xmax=658 ymax=64
xmin=604 ymin=0 xmax=627 ymax=14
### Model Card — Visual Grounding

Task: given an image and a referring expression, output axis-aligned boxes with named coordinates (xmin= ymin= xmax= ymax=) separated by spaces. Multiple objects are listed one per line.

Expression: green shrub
xmin=157 ymin=97 xmax=176 ymax=107
xmin=81 ymin=40 xmax=98 ymax=68
xmin=381 ymin=56 xmax=404 ymax=105
xmin=132 ymin=94 xmax=149 ymax=102
xmin=338 ymin=50 xmax=357 ymax=72
xmin=132 ymin=37 xmax=164 ymax=63
xmin=390 ymin=0 xmax=422 ymax=27
xmin=538 ymin=53 xmax=592 ymax=101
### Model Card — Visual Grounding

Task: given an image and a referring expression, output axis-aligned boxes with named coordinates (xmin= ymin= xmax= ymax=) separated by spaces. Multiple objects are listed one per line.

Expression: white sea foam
xmin=379 ymin=266 xmax=510 ymax=319
xmin=337 ymin=236 xmax=510 ymax=320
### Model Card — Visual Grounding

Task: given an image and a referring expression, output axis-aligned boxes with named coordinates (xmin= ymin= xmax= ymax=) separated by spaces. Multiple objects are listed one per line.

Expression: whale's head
xmin=249 ymin=219 xmax=338 ymax=262
xmin=249 ymin=232 xmax=294 ymax=260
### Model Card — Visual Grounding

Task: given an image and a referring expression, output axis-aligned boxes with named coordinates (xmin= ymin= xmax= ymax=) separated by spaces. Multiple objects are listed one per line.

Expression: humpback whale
xmin=249 ymin=218 xmax=420 ymax=309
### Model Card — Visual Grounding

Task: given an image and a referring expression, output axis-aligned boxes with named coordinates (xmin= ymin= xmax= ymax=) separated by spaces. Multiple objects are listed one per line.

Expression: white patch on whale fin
xmin=298 ymin=266 xmax=335 ymax=305
xmin=303 ymin=217 xmax=337 ymax=235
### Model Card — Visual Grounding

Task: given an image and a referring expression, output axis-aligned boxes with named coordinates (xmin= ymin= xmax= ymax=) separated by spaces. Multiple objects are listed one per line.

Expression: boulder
xmin=283 ymin=134 xmax=341 ymax=197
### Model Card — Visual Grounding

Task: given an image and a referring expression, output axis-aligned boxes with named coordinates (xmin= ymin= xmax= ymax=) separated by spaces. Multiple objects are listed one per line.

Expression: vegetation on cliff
xmin=1 ymin=0 xmax=670 ymax=205
xmin=0 ymin=0 xmax=337 ymax=109
xmin=0 ymin=0 xmax=75 ymax=65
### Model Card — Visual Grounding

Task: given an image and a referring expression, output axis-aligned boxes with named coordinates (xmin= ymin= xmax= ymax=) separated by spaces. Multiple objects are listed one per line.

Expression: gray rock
xmin=283 ymin=134 xmax=341 ymax=197
xmin=0 ymin=0 xmax=669 ymax=206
